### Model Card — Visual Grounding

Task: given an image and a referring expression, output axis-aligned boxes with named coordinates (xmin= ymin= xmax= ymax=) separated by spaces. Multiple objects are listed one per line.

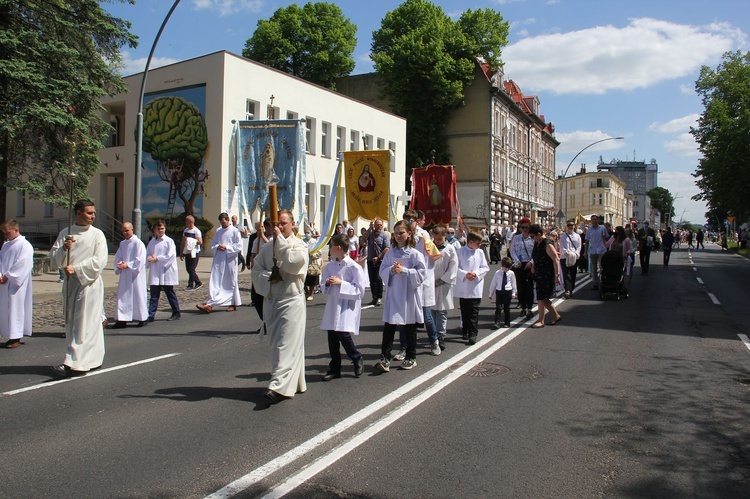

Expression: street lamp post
xmin=133 ymin=0 xmax=181 ymax=239
xmin=558 ymin=136 xmax=624 ymax=224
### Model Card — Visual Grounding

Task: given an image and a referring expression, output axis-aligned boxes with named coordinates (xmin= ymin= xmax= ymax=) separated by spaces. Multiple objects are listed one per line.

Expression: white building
xmin=11 ymin=50 xmax=407 ymax=247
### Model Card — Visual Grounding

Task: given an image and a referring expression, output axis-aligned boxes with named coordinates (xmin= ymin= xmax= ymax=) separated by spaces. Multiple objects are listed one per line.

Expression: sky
xmin=103 ymin=0 xmax=750 ymax=226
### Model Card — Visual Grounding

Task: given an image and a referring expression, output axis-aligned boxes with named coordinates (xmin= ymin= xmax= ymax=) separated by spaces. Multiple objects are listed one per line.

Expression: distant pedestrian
xmin=180 ymin=215 xmax=203 ymax=290
xmin=529 ymin=224 xmax=562 ymax=328
xmin=637 ymin=222 xmax=656 ymax=274
xmin=696 ymin=229 xmax=705 ymax=249
xmin=585 ymin=215 xmax=608 ymax=287
xmin=0 ymin=219 xmax=34 ymax=348
xmin=559 ymin=221 xmax=582 ymax=298
xmin=510 ymin=218 xmax=534 ymax=318
xmin=111 ymin=222 xmax=148 ymax=329
xmin=320 ymin=234 xmax=366 ymax=381
xmin=231 ymin=215 xmax=248 ymax=272
xmin=196 ymin=213 xmax=243 ymax=313
xmin=661 ymin=227 xmax=675 ymax=267
xmin=365 ymin=217 xmax=390 ymax=306
xmin=147 ymin=220 xmax=181 ymax=322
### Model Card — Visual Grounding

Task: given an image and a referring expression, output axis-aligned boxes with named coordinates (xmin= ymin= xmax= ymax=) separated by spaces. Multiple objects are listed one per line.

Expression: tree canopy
xmin=691 ymin=50 xmax=750 ymax=222
xmin=647 ymin=186 xmax=675 ymax=226
xmin=0 ymin=0 xmax=137 ymax=222
xmin=371 ymin=0 xmax=509 ymax=170
xmin=243 ymin=2 xmax=357 ymax=89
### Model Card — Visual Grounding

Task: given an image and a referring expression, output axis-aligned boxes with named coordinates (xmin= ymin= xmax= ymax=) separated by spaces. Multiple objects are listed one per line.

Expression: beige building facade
xmin=556 ymin=166 xmax=633 ymax=227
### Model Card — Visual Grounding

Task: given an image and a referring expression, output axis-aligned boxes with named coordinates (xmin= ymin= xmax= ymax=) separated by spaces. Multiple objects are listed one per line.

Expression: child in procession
xmin=455 ymin=230 xmax=490 ymax=345
xmin=489 ymin=256 xmax=517 ymax=328
xmin=375 ymin=220 xmax=426 ymax=373
xmin=320 ymin=234 xmax=366 ymax=380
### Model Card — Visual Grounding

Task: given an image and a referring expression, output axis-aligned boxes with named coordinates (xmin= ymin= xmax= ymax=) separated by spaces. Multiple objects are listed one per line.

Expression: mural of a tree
xmin=142 ymin=96 xmax=209 ymax=216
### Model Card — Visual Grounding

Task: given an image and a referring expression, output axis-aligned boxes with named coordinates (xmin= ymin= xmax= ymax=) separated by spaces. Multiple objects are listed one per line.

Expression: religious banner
xmin=344 ymin=150 xmax=390 ymax=221
xmin=410 ymin=164 xmax=457 ymax=225
xmin=235 ymin=120 xmax=306 ymax=225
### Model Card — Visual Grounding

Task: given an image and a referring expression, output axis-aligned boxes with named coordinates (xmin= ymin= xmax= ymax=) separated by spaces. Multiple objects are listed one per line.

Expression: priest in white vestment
xmin=0 ymin=219 xmax=34 ymax=348
xmin=251 ymin=210 xmax=309 ymax=404
xmin=111 ymin=222 xmax=148 ymax=328
xmin=147 ymin=221 xmax=181 ymax=321
xmin=197 ymin=213 xmax=242 ymax=313
xmin=49 ymin=200 xmax=108 ymax=377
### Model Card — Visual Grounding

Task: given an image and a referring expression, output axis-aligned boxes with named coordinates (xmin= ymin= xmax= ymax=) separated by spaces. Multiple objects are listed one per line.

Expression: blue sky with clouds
xmin=104 ymin=0 xmax=750 ymax=225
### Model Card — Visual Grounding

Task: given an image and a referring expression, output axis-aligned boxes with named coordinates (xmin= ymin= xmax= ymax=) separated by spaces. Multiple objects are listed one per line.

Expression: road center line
xmin=205 ymin=286 xmax=578 ymax=499
xmin=707 ymin=292 xmax=721 ymax=305
xmin=696 ymin=277 xmax=704 ymax=285
xmin=738 ymin=334 xmax=750 ymax=353
xmin=1 ymin=353 xmax=181 ymax=397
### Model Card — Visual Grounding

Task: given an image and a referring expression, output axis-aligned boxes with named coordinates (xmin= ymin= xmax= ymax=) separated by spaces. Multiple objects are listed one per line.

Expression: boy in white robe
xmin=455 ymin=231 xmax=490 ymax=345
xmin=428 ymin=225 xmax=458 ymax=351
xmin=0 ymin=219 xmax=34 ymax=348
xmin=251 ymin=210 xmax=309 ymax=404
xmin=111 ymin=222 xmax=148 ymax=328
xmin=197 ymin=213 xmax=243 ymax=313
xmin=49 ymin=200 xmax=108 ymax=377
xmin=320 ymin=234 xmax=366 ymax=380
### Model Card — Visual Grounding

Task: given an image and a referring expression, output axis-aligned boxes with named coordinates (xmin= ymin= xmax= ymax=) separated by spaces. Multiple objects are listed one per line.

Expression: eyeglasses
xmin=566 ymin=224 xmax=574 ymax=228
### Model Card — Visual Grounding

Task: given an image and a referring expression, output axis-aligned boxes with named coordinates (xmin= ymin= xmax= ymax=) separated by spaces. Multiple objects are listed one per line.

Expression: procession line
xmin=1 ymin=353 xmax=180 ymax=397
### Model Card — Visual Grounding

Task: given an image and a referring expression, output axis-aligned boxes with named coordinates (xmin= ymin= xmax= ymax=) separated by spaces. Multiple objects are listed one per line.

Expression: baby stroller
xmin=599 ymin=251 xmax=628 ymax=300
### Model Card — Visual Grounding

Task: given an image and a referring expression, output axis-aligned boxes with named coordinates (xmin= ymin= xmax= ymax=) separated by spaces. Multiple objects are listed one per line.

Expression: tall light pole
xmin=558 ymin=136 xmax=624 ymax=224
xmin=133 ymin=0 xmax=181 ymax=239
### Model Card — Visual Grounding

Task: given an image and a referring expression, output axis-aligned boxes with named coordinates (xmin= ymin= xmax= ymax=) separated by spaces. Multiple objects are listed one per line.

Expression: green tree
xmin=692 ymin=50 xmax=750 ymax=222
xmin=371 ymin=0 xmax=509 ymax=173
xmin=647 ymin=187 xmax=675 ymax=226
xmin=243 ymin=2 xmax=356 ymax=89
xmin=142 ymin=96 xmax=209 ymax=216
xmin=0 ymin=0 xmax=137 ymax=222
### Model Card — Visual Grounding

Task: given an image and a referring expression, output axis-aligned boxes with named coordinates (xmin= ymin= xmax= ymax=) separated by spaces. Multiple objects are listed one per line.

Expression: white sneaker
xmin=401 ymin=358 xmax=417 ymax=370
xmin=393 ymin=348 xmax=406 ymax=361
xmin=430 ymin=341 xmax=441 ymax=356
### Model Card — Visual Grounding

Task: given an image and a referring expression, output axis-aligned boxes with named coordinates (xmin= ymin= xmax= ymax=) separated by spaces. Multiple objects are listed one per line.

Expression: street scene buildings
xmin=556 ymin=165 xmax=633 ymax=227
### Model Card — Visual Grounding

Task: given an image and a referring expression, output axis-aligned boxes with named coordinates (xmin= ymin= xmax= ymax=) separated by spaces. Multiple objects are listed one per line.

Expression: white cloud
xmin=120 ymin=51 xmax=180 ymax=76
xmin=679 ymin=83 xmax=695 ymax=95
xmin=554 ymin=130 xmax=626 ymax=154
xmin=649 ymin=114 xmax=700 ymax=157
xmin=664 ymin=135 xmax=700 ymax=157
xmin=648 ymin=114 xmax=699 ymax=134
xmin=192 ymin=0 xmax=263 ymax=17
xmin=142 ymin=188 xmax=167 ymax=205
xmin=504 ymin=18 xmax=745 ymax=94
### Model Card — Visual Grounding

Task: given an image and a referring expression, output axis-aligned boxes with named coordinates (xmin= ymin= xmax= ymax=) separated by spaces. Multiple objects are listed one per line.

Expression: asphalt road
xmin=1 ymin=242 xmax=749 ymax=498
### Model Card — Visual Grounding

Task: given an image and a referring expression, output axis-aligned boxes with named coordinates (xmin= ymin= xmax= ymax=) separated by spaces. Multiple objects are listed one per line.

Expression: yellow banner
xmin=344 ymin=150 xmax=390 ymax=222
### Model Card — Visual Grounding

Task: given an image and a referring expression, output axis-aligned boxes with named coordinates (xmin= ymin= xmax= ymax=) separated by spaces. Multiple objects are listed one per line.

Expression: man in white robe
xmin=49 ymin=200 xmax=108 ymax=377
xmin=111 ymin=222 xmax=148 ymax=328
xmin=251 ymin=210 xmax=309 ymax=404
xmin=147 ymin=221 xmax=181 ymax=321
xmin=0 ymin=219 xmax=34 ymax=348
xmin=197 ymin=213 xmax=243 ymax=313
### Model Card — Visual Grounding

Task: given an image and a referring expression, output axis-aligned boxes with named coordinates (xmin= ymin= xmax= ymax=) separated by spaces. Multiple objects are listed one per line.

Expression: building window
xmin=305 ymin=182 xmax=315 ymax=228
xmin=377 ymin=137 xmax=385 ymax=150
xmin=319 ymin=184 xmax=329 ymax=230
xmin=364 ymin=134 xmax=373 ymax=150
xmin=246 ymin=100 xmax=258 ymax=120
xmin=305 ymin=117 xmax=316 ymax=154
xmin=350 ymin=130 xmax=360 ymax=151
xmin=44 ymin=186 xmax=54 ymax=217
xmin=287 ymin=110 xmax=298 ymax=120
xmin=388 ymin=141 xmax=396 ymax=152
xmin=107 ymin=116 xmax=121 ymax=147
xmin=16 ymin=190 xmax=25 ymax=217
xmin=321 ymin=122 xmax=331 ymax=158
xmin=336 ymin=126 xmax=345 ymax=156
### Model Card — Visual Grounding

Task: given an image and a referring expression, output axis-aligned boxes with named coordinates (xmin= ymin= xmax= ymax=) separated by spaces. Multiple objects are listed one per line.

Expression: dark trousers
xmin=237 ymin=253 xmax=246 ymax=269
xmin=663 ymin=248 xmax=672 ymax=266
xmin=327 ymin=331 xmax=362 ymax=373
xmin=459 ymin=298 xmax=481 ymax=339
xmin=149 ymin=285 xmax=180 ymax=317
xmin=367 ymin=260 xmax=384 ymax=300
xmin=640 ymin=248 xmax=652 ymax=274
xmin=382 ymin=322 xmax=417 ymax=361
xmin=251 ymin=285 xmax=264 ymax=321
xmin=184 ymin=255 xmax=202 ymax=286
xmin=514 ymin=265 xmax=534 ymax=310
xmin=562 ymin=260 xmax=577 ymax=293
xmin=495 ymin=290 xmax=512 ymax=325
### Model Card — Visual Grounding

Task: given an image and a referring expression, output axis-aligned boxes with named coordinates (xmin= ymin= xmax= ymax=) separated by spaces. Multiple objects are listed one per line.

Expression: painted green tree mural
xmin=142 ymin=96 xmax=209 ymax=216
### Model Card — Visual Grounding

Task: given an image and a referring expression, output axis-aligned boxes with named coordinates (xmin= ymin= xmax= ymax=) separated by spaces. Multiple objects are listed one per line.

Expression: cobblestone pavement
xmin=32 ymin=277 xmax=255 ymax=334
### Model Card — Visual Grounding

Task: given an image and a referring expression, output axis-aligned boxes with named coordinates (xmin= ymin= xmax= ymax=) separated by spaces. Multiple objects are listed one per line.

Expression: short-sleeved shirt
xmin=367 ymin=230 xmax=390 ymax=262
xmin=182 ymin=227 xmax=202 ymax=255
xmin=585 ymin=225 xmax=608 ymax=255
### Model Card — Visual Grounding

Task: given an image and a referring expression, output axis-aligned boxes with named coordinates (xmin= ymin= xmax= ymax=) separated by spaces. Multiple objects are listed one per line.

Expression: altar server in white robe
xmin=251 ymin=210 xmax=309 ymax=404
xmin=196 ymin=213 xmax=242 ymax=313
xmin=49 ymin=200 xmax=108 ymax=377
xmin=147 ymin=220 xmax=181 ymax=321
xmin=320 ymin=234 xmax=366 ymax=381
xmin=428 ymin=225 xmax=458 ymax=351
xmin=0 ymin=219 xmax=34 ymax=348
xmin=111 ymin=222 xmax=148 ymax=328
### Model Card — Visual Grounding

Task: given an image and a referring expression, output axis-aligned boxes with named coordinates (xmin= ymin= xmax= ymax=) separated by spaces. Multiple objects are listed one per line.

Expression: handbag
xmin=307 ymin=253 xmax=322 ymax=276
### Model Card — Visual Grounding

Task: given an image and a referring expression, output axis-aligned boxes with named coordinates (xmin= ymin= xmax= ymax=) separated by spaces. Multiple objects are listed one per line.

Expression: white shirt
xmin=488 ymin=268 xmax=517 ymax=297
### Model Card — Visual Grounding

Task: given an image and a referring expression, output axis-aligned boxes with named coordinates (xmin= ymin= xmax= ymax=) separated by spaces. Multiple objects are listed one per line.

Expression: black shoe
xmin=353 ymin=360 xmax=364 ymax=378
xmin=194 ymin=283 xmax=203 ymax=290
xmin=4 ymin=339 xmax=22 ymax=348
xmin=137 ymin=321 xmax=148 ymax=327
xmin=468 ymin=335 xmax=477 ymax=346
xmin=461 ymin=331 xmax=469 ymax=340
xmin=186 ymin=285 xmax=194 ymax=290
xmin=322 ymin=371 xmax=341 ymax=381
xmin=148 ymin=316 xmax=155 ymax=323
xmin=166 ymin=314 xmax=181 ymax=321
xmin=264 ymin=389 xmax=289 ymax=405
xmin=526 ymin=312 xmax=533 ymax=320
xmin=50 ymin=364 xmax=86 ymax=379
xmin=110 ymin=321 xmax=127 ymax=329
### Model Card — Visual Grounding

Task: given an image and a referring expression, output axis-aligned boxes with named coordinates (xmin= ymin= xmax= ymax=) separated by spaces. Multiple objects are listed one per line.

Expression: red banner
xmin=410 ymin=164 xmax=457 ymax=225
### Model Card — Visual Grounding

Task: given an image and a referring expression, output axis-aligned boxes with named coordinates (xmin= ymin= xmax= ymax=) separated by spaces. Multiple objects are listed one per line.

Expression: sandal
xmin=550 ymin=315 xmax=562 ymax=325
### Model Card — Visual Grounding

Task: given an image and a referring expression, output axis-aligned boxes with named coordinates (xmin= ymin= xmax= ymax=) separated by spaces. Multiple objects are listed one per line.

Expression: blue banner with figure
xmin=235 ymin=119 xmax=306 ymax=225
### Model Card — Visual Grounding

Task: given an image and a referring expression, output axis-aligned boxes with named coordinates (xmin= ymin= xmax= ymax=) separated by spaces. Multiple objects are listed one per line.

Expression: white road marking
xmin=0 ymin=354 xmax=181 ymax=397
xmin=696 ymin=277 xmax=704 ymax=285
xmin=206 ymin=287 xmax=579 ymax=499
xmin=707 ymin=292 xmax=721 ymax=305
xmin=739 ymin=334 xmax=750 ymax=353
xmin=693 ymin=267 xmax=698 ymax=272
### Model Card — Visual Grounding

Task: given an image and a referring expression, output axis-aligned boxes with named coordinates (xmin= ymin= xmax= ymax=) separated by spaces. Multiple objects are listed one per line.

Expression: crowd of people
xmin=0 ymin=200 xmax=715 ymax=405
